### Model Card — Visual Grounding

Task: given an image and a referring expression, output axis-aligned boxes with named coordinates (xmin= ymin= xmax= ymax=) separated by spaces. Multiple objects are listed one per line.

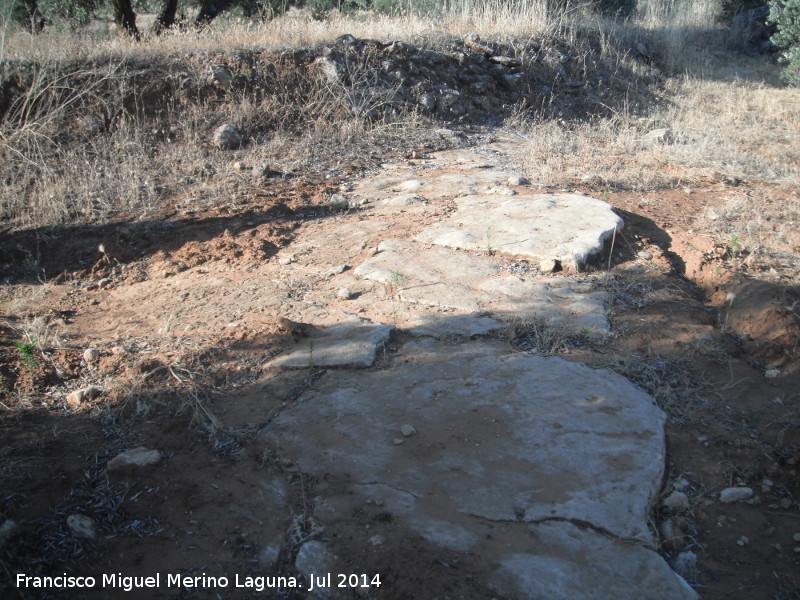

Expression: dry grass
xmin=523 ymin=77 xmax=800 ymax=189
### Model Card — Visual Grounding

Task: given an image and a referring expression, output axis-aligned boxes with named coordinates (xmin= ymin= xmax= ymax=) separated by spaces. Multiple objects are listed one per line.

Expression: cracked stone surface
xmin=415 ymin=193 xmax=622 ymax=271
xmin=354 ymin=239 xmax=610 ymax=335
xmin=267 ymin=349 xmax=695 ymax=597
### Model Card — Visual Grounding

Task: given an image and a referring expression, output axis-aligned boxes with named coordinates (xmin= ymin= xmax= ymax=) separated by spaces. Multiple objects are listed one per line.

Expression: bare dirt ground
xmin=0 ymin=30 xmax=798 ymax=599
xmin=1 ymin=131 xmax=798 ymax=598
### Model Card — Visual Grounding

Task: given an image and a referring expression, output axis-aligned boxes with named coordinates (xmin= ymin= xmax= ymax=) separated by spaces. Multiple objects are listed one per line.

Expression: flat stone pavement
xmin=258 ymin=134 xmax=693 ymax=598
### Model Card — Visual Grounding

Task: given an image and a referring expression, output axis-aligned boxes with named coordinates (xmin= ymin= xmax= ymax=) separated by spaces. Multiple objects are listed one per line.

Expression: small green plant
xmin=14 ymin=339 xmax=38 ymax=367
xmin=308 ymin=339 xmax=315 ymax=369
xmin=729 ymin=234 xmax=742 ymax=258
xmin=392 ymin=269 xmax=400 ymax=291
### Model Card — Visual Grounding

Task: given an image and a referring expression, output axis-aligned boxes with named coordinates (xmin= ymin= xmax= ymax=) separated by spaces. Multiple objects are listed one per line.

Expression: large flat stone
xmin=415 ymin=193 xmax=622 ymax=271
xmin=268 ymin=353 xmax=664 ymax=542
xmin=354 ymin=239 xmax=610 ymax=334
xmin=266 ymin=352 xmax=694 ymax=598
xmin=493 ymin=521 xmax=697 ymax=600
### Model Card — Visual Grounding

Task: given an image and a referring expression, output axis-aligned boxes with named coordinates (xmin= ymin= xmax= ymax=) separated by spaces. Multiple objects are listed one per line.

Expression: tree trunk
xmin=194 ymin=0 xmax=231 ymax=27
xmin=152 ymin=0 xmax=179 ymax=35
xmin=111 ymin=0 xmax=140 ymax=39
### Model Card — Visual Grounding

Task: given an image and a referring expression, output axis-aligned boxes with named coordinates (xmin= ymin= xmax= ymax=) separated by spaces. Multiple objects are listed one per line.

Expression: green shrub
xmin=769 ymin=0 xmax=800 ymax=83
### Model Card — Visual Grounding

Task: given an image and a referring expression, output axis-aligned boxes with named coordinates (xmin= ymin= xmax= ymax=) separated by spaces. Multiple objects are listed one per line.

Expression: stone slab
xmin=268 ymin=353 xmax=665 ymax=542
xmin=415 ymin=193 xmax=622 ymax=271
xmin=354 ymin=239 xmax=610 ymax=335
xmin=265 ymin=317 xmax=394 ymax=369
xmin=492 ymin=521 xmax=697 ymax=600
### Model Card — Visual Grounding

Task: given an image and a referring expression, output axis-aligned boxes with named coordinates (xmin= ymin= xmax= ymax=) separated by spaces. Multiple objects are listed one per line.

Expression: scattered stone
xmin=65 ymin=386 xmax=102 ymax=408
xmin=209 ymin=65 xmax=233 ymax=90
xmin=329 ymin=264 xmax=348 ymax=275
xmin=111 ymin=345 xmax=127 ymax=355
xmin=400 ymin=424 xmax=416 ymax=437
xmin=645 ymin=128 xmax=673 ymax=144
xmin=662 ymin=491 xmax=690 ymax=510
xmin=213 ymin=124 xmax=244 ymax=150
xmin=295 ymin=541 xmax=337 ymax=589
xmin=719 ymin=487 xmax=754 ymax=504
xmin=258 ymin=543 xmax=281 ymax=569
xmin=330 ymin=194 xmax=349 ymax=209
xmin=673 ymin=478 xmax=690 ymax=492
xmin=507 ymin=175 xmax=529 ymax=186
xmin=737 ymin=535 xmax=749 ymax=546
xmin=107 ymin=447 xmax=162 ymax=471
xmin=78 ymin=113 xmax=105 ymax=134
xmin=233 ymin=161 xmax=247 ymax=171
xmin=637 ymin=250 xmax=653 ymax=260
xmin=0 ymin=519 xmax=17 ymax=548
xmin=659 ymin=518 xmax=684 ymax=552
xmin=393 ymin=438 xmax=404 ymax=445
xmin=337 ymin=288 xmax=354 ymax=300
xmin=671 ymin=550 xmax=697 ymax=579
xmin=368 ymin=534 xmax=384 ymax=546
xmin=278 ymin=255 xmax=295 ymax=265
xmin=764 ymin=368 xmax=780 ymax=378
xmin=67 ymin=514 xmax=97 ymax=539
xmin=539 ymin=258 xmax=558 ymax=273
xmin=83 ymin=348 xmax=100 ymax=364
xmin=793 ymin=532 xmax=800 ymax=542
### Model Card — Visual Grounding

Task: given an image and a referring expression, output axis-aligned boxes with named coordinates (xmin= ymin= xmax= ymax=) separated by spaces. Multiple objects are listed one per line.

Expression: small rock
xmin=719 ymin=487 xmax=754 ymax=504
xmin=213 ymin=124 xmax=244 ymax=150
xmin=83 ymin=348 xmax=100 ymax=364
xmin=67 ymin=514 xmax=97 ymax=539
xmin=539 ymin=258 xmax=558 ymax=273
xmin=694 ymin=332 xmax=713 ymax=343
xmin=761 ymin=478 xmax=774 ymax=492
xmin=662 ymin=491 xmax=690 ymax=510
xmin=337 ymin=288 xmax=354 ymax=300
xmin=793 ymin=532 xmax=800 ymax=542
xmin=330 ymin=194 xmax=349 ymax=209
xmin=737 ymin=535 xmax=749 ymax=546
xmin=111 ymin=345 xmax=127 ymax=356
xmin=637 ymin=251 xmax=653 ymax=260
xmin=400 ymin=424 xmax=416 ymax=437
xmin=765 ymin=368 xmax=780 ymax=378
xmin=295 ymin=541 xmax=336 ymax=585
xmin=278 ymin=256 xmax=295 ymax=265
xmin=487 ymin=186 xmax=516 ymax=196
xmin=393 ymin=438 xmax=405 ymax=445
xmin=673 ymin=478 xmax=690 ymax=492
xmin=645 ymin=128 xmax=673 ymax=144
xmin=659 ymin=517 xmax=684 ymax=552
xmin=233 ymin=161 xmax=247 ymax=171
xmin=258 ymin=543 xmax=281 ymax=569
xmin=368 ymin=534 xmax=384 ymax=546
xmin=65 ymin=386 xmax=102 ymax=408
xmin=329 ymin=264 xmax=348 ymax=275
xmin=507 ymin=175 xmax=530 ymax=186
xmin=671 ymin=550 xmax=697 ymax=578
xmin=209 ymin=65 xmax=232 ymax=90
xmin=0 ymin=519 xmax=17 ymax=548
xmin=107 ymin=447 xmax=161 ymax=471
